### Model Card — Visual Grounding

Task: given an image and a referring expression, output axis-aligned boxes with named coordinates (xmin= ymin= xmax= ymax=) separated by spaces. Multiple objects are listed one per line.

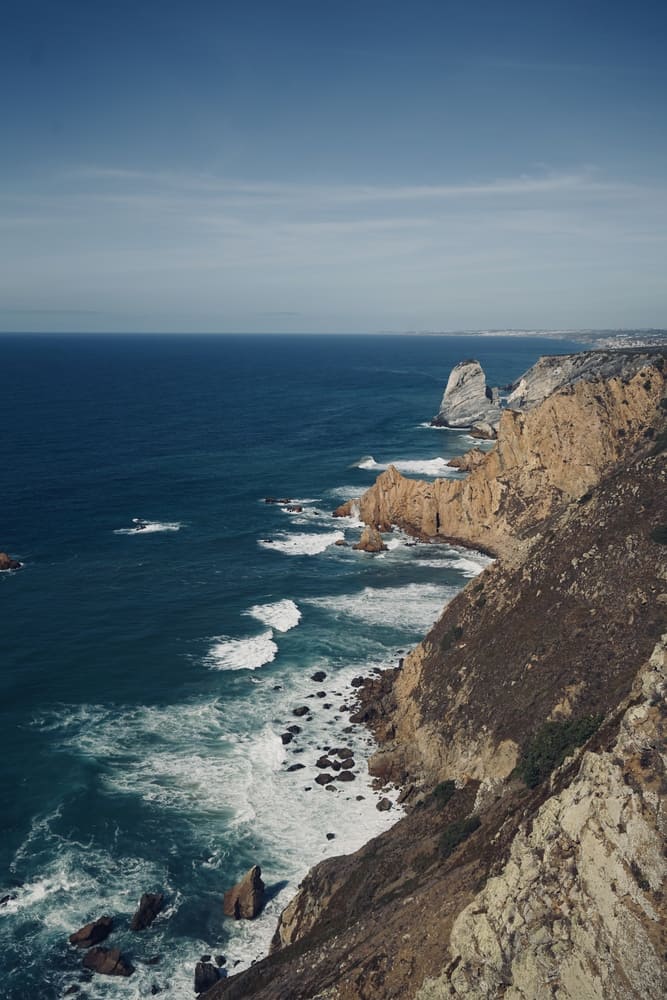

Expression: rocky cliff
xmin=205 ymin=349 xmax=667 ymax=1000
xmin=336 ymin=350 xmax=666 ymax=561
xmin=431 ymin=360 xmax=501 ymax=432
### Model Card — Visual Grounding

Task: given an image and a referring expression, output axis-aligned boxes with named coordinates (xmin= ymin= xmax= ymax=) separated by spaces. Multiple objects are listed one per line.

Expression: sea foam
xmin=206 ymin=631 xmax=278 ymax=671
xmin=258 ymin=531 xmax=344 ymax=556
xmin=114 ymin=519 xmax=183 ymax=535
xmin=245 ymin=599 xmax=302 ymax=632
xmin=306 ymin=582 xmax=457 ymax=633
xmin=356 ymin=456 xmax=460 ymax=477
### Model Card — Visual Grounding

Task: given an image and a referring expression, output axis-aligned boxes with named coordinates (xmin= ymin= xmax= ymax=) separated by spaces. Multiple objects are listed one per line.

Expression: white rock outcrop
xmin=432 ymin=360 xmax=501 ymax=430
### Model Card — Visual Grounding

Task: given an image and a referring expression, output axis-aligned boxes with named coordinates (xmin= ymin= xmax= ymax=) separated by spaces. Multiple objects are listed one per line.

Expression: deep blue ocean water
xmin=0 ymin=333 xmax=586 ymax=998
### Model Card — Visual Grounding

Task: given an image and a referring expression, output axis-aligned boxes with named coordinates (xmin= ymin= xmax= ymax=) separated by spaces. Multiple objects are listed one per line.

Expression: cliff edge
xmin=206 ymin=349 xmax=667 ymax=1000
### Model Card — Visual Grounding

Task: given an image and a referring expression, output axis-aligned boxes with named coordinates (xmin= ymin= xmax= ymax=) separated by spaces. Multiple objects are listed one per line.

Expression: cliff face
xmin=419 ymin=637 xmax=667 ymax=1000
xmin=206 ymin=350 xmax=667 ymax=1000
xmin=338 ymin=352 xmax=665 ymax=561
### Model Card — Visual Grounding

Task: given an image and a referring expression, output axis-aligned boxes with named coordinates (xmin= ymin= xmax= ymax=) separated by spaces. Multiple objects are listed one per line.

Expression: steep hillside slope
xmin=205 ymin=351 xmax=667 ymax=1000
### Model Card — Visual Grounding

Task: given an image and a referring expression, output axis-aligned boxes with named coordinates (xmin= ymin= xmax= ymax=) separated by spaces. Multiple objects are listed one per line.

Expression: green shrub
xmin=431 ymin=780 xmax=456 ymax=807
xmin=650 ymin=525 xmax=667 ymax=545
xmin=439 ymin=815 xmax=481 ymax=858
xmin=517 ymin=716 xmax=603 ymax=788
xmin=440 ymin=625 xmax=463 ymax=652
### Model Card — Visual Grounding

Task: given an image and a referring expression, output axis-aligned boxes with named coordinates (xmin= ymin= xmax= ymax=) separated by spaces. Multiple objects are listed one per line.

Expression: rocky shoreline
xmin=203 ymin=347 xmax=667 ymax=1000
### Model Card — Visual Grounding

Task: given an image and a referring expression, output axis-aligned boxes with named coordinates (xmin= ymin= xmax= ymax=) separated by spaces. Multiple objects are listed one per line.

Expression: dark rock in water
xmin=273 ymin=685 xmax=282 ymax=691
xmin=223 ymin=865 xmax=265 ymax=920
xmin=343 ymin=725 xmax=354 ymax=734
xmin=355 ymin=795 xmax=365 ymax=801
xmin=311 ymin=671 xmax=327 ymax=682
xmin=200 ymin=955 xmax=211 ymax=963
xmin=0 ymin=552 xmax=21 ymax=571
xmin=287 ymin=724 xmax=302 ymax=734
xmin=316 ymin=690 xmax=326 ymax=698
xmin=286 ymin=763 xmax=305 ymax=772
xmin=146 ymin=955 xmax=162 ymax=965
xmin=69 ymin=916 xmax=114 ymax=948
xmin=323 ymin=703 xmax=332 ymax=709
xmin=281 ymin=732 xmax=294 ymax=745
xmin=285 ymin=505 xmax=303 ymax=513
xmin=376 ymin=797 xmax=393 ymax=811
xmin=194 ymin=961 xmax=219 ymax=993
xmin=0 ymin=893 xmax=17 ymax=907
xmin=334 ymin=539 xmax=347 ymax=546
xmin=64 ymin=987 xmax=80 ymax=996
xmin=326 ymin=833 xmax=335 ymax=841
xmin=82 ymin=947 xmax=134 ymax=977
xmin=130 ymin=892 xmax=165 ymax=931
xmin=340 ymin=758 xmax=355 ymax=770
xmin=215 ymin=955 xmax=226 ymax=967
xmin=336 ymin=771 xmax=355 ymax=782
xmin=264 ymin=497 xmax=291 ymax=505
xmin=315 ymin=773 xmax=335 ymax=785
xmin=292 ymin=706 xmax=309 ymax=717
xmin=316 ymin=756 xmax=334 ymax=769
xmin=151 ymin=986 xmax=161 ymax=995
xmin=334 ymin=747 xmax=354 ymax=759
xmin=331 ymin=761 xmax=341 ymax=771
xmin=350 ymin=676 xmax=365 ymax=688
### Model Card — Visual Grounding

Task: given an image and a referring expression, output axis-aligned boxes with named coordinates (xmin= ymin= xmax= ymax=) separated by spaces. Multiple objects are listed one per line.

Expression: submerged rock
xmin=130 ymin=892 xmax=164 ymax=931
xmin=431 ymin=360 xmax=500 ymax=430
xmin=69 ymin=916 xmax=114 ymax=948
xmin=82 ymin=947 xmax=134 ymax=977
xmin=223 ymin=865 xmax=265 ymax=920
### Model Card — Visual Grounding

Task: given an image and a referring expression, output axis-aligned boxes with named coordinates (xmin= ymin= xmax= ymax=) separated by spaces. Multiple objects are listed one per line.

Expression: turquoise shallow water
xmin=0 ymin=333 xmax=585 ymax=997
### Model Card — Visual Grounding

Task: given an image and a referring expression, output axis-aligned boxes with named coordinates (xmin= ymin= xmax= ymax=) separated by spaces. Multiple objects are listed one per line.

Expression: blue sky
xmin=1 ymin=0 xmax=666 ymax=332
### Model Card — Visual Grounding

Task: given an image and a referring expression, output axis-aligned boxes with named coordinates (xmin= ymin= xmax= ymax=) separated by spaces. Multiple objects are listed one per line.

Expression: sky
xmin=1 ymin=0 xmax=666 ymax=333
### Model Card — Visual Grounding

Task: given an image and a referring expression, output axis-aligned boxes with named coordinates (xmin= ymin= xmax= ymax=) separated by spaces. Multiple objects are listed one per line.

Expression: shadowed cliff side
xmin=204 ymin=351 xmax=667 ymax=1000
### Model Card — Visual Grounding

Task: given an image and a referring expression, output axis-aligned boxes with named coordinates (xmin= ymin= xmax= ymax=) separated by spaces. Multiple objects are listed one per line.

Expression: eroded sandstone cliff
xmin=336 ymin=350 xmax=666 ymax=561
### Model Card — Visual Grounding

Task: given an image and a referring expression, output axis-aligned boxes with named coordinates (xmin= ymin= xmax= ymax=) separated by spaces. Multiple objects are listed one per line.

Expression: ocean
xmin=0 ymin=333 xmax=586 ymax=998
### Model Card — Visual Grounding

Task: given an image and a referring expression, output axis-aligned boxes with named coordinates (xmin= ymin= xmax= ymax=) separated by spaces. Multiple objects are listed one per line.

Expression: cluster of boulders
xmin=68 ymin=892 xmax=164 ymax=980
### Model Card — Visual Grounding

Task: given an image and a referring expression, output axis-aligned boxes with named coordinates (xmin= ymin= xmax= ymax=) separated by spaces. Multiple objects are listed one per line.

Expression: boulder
xmin=431 ymin=360 xmax=501 ymax=430
xmin=310 ymin=671 xmax=327 ymax=682
xmin=69 ymin=916 xmax=114 ymax=948
xmin=82 ymin=947 xmax=134 ymax=977
xmin=316 ymin=756 xmax=334 ymax=769
xmin=292 ymin=706 xmax=309 ymax=717
xmin=340 ymin=758 xmax=355 ymax=770
xmin=130 ymin=892 xmax=165 ymax=931
xmin=194 ymin=961 xmax=219 ymax=993
xmin=0 ymin=552 xmax=21 ymax=571
xmin=447 ymin=448 xmax=488 ymax=473
xmin=286 ymin=763 xmax=305 ymax=772
xmin=223 ymin=865 xmax=265 ymax=920
xmin=336 ymin=771 xmax=355 ymax=782
xmin=280 ymin=732 xmax=294 ymax=745
xmin=353 ymin=526 xmax=386 ymax=553
xmin=470 ymin=421 xmax=497 ymax=440
xmin=376 ymin=797 xmax=393 ymax=811
xmin=315 ymin=773 xmax=335 ymax=785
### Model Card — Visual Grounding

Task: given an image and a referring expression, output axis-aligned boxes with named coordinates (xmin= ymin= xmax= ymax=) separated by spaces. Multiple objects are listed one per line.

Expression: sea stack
xmin=223 ymin=865 xmax=265 ymax=920
xmin=431 ymin=359 xmax=501 ymax=433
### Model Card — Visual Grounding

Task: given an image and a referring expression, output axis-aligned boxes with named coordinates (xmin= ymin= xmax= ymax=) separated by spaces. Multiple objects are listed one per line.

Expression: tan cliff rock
xmin=418 ymin=636 xmax=667 ymax=1000
xmin=335 ymin=356 xmax=666 ymax=561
